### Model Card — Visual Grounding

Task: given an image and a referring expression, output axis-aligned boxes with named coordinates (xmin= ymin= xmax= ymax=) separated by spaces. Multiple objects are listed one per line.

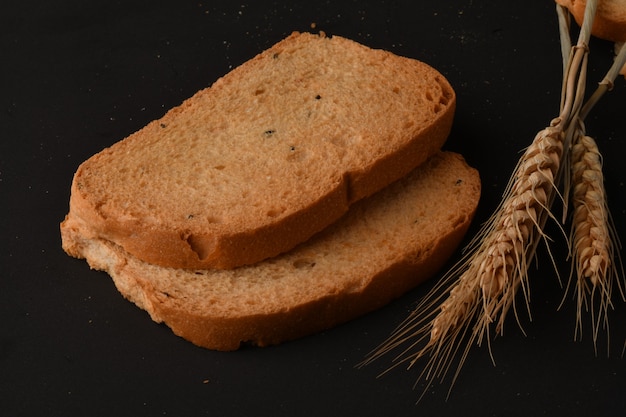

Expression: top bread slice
xmin=60 ymin=151 xmax=481 ymax=351
xmin=62 ymin=31 xmax=456 ymax=270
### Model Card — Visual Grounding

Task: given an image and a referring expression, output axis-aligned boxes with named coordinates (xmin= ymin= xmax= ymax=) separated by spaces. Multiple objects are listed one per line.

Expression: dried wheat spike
xmin=444 ymin=122 xmax=564 ymax=344
xmin=568 ymin=133 xmax=624 ymax=349
xmin=363 ymin=122 xmax=566 ymax=397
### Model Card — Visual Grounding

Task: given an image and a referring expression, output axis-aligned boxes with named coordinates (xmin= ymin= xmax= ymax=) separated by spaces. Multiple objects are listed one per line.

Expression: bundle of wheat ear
xmin=360 ymin=0 xmax=626 ymax=400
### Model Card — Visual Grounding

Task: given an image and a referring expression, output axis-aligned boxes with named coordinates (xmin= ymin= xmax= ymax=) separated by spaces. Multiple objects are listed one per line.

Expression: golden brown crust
xmin=64 ymin=32 xmax=456 ymax=270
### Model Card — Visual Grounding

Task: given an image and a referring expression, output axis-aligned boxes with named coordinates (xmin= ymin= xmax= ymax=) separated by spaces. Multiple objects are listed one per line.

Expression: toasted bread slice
xmin=62 ymin=32 xmax=456 ymax=270
xmin=61 ymin=152 xmax=481 ymax=351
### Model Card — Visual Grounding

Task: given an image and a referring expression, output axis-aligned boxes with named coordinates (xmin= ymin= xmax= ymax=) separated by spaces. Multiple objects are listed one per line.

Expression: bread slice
xmin=61 ymin=152 xmax=481 ymax=351
xmin=62 ymin=32 xmax=456 ymax=270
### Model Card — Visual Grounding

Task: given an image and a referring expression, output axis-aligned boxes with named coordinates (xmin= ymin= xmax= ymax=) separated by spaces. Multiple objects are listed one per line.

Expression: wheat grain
xmin=567 ymin=131 xmax=624 ymax=350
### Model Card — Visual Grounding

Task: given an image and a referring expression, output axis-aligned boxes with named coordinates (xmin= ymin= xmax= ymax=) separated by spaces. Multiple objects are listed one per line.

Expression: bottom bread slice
xmin=61 ymin=151 xmax=480 ymax=351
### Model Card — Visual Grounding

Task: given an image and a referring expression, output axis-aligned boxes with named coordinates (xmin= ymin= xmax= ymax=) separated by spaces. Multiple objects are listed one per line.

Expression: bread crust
xmin=61 ymin=152 xmax=481 ymax=351
xmin=63 ymin=32 xmax=456 ymax=270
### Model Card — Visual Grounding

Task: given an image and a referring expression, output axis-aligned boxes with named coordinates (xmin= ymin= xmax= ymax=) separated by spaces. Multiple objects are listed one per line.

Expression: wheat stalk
xmin=558 ymin=22 xmax=626 ymax=354
xmin=360 ymin=0 xmax=626 ymax=400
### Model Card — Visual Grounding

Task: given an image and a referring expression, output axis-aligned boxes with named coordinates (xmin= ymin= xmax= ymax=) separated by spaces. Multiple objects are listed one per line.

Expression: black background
xmin=2 ymin=1 xmax=625 ymax=416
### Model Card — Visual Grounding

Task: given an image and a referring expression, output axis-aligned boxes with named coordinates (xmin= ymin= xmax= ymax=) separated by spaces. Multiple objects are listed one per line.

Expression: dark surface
xmin=2 ymin=1 xmax=625 ymax=416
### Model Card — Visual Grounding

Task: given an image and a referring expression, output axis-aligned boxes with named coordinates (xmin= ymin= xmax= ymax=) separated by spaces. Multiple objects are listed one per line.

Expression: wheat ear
xmin=565 ymin=130 xmax=625 ymax=351
xmin=559 ymin=34 xmax=626 ymax=352
xmin=439 ymin=122 xmax=565 ymax=344
xmin=360 ymin=122 xmax=566 ymax=400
